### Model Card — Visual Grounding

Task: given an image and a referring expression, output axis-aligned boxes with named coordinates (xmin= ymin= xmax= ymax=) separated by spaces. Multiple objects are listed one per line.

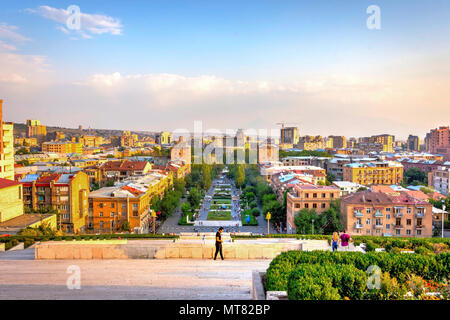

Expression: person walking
xmin=339 ymin=230 xmax=351 ymax=251
xmin=331 ymin=231 xmax=339 ymax=252
xmin=214 ymin=227 xmax=224 ymax=260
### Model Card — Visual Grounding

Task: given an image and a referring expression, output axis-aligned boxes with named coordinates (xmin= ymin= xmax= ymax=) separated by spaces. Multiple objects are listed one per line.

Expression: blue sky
xmin=1 ymin=0 xmax=449 ymax=138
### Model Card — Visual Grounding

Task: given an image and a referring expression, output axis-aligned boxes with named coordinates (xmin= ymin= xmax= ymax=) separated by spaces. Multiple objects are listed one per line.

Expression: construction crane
xmin=276 ymin=122 xmax=299 ymax=145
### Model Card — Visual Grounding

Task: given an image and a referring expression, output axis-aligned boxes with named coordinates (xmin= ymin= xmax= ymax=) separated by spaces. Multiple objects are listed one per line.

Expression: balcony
xmin=415 ymin=225 xmax=424 ymax=229
xmin=415 ymin=213 xmax=424 ymax=218
xmin=394 ymin=224 xmax=404 ymax=229
xmin=394 ymin=212 xmax=403 ymax=218
xmin=355 ymin=223 xmax=363 ymax=229
xmin=374 ymin=211 xmax=383 ymax=217
xmin=374 ymin=224 xmax=383 ymax=229
xmin=354 ymin=211 xmax=364 ymax=217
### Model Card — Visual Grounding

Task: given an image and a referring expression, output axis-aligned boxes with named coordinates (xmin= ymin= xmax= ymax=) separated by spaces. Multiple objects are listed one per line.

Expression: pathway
xmin=0 ymin=259 xmax=270 ymax=300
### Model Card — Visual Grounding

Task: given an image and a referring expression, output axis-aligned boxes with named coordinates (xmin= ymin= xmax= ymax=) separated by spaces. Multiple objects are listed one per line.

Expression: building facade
xmin=0 ymin=178 xmax=24 ymax=223
xmin=42 ymin=141 xmax=83 ymax=154
xmin=428 ymin=167 xmax=450 ymax=196
xmin=428 ymin=126 xmax=450 ymax=161
xmin=0 ymin=100 xmax=14 ymax=180
xmin=20 ymin=172 xmax=89 ymax=233
xmin=340 ymin=191 xmax=433 ymax=237
xmin=286 ymin=184 xmax=340 ymax=234
xmin=342 ymin=161 xmax=403 ymax=185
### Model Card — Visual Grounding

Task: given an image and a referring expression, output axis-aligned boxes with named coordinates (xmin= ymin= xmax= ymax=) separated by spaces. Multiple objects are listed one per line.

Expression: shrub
xmin=251 ymin=207 xmax=261 ymax=217
xmin=287 ymin=265 xmax=340 ymax=300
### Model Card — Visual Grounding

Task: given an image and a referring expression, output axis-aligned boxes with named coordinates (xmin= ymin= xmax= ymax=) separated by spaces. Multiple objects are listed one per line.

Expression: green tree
xmin=318 ymin=200 xmax=343 ymax=234
xmin=294 ymin=209 xmax=320 ymax=234
xmin=403 ymin=167 xmax=428 ymax=186
xmin=187 ymin=187 xmax=201 ymax=208
xmin=201 ymin=164 xmax=212 ymax=191
xmin=235 ymin=164 xmax=246 ymax=188
xmin=181 ymin=202 xmax=191 ymax=216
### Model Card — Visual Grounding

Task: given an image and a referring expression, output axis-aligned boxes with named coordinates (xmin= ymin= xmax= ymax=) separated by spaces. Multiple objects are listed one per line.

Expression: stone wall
xmin=35 ymin=240 xmax=303 ymax=260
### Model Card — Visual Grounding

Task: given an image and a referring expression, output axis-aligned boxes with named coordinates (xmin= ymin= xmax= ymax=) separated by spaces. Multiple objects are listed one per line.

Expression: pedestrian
xmin=339 ymin=230 xmax=351 ymax=251
xmin=214 ymin=227 xmax=224 ymax=260
xmin=331 ymin=231 xmax=339 ymax=252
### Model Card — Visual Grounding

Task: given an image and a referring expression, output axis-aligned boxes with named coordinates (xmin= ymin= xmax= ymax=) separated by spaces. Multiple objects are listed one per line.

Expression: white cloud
xmin=27 ymin=5 xmax=123 ymax=39
xmin=0 ymin=23 xmax=30 ymax=42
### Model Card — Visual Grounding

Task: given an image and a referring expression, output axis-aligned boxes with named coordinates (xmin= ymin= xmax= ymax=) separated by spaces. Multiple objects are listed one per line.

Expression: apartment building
xmin=20 ymin=172 xmax=89 ymax=233
xmin=0 ymin=100 xmax=14 ymax=180
xmin=342 ymin=161 xmax=403 ymax=186
xmin=428 ymin=166 xmax=450 ymax=196
xmin=156 ymin=131 xmax=172 ymax=145
xmin=88 ymin=171 xmax=173 ymax=233
xmin=0 ymin=178 xmax=24 ymax=223
xmin=407 ymin=135 xmax=420 ymax=151
xmin=14 ymin=137 xmax=38 ymax=147
xmin=340 ymin=190 xmax=433 ymax=237
xmin=328 ymin=136 xmax=347 ymax=149
xmin=258 ymin=142 xmax=279 ymax=164
xmin=78 ymin=135 xmax=105 ymax=147
xmin=100 ymin=160 xmax=152 ymax=185
xmin=295 ymin=136 xmax=326 ymax=151
xmin=286 ymin=184 xmax=340 ymax=234
xmin=428 ymin=126 xmax=450 ymax=161
xmin=26 ymin=119 xmax=47 ymax=140
xmin=42 ymin=141 xmax=83 ymax=154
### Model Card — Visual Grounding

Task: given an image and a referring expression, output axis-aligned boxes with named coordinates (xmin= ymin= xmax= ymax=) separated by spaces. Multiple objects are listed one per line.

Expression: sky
xmin=0 ymin=0 xmax=449 ymax=140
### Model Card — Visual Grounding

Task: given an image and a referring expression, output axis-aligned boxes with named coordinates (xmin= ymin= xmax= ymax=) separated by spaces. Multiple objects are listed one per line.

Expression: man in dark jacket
xmin=214 ymin=227 xmax=224 ymax=260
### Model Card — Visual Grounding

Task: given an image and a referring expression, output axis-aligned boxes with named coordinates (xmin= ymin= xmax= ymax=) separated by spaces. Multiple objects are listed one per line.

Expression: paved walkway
xmin=0 ymin=259 xmax=270 ymax=300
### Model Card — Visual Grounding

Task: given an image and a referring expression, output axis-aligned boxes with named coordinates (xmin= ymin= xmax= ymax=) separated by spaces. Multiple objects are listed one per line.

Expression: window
xmin=313 ymin=193 xmax=317 ymax=198
xmin=99 ymin=203 xmax=104 ymax=209
xmin=110 ymin=212 xmax=114 ymax=217
xmin=366 ymin=208 xmax=371 ymax=214
xmin=407 ymin=219 xmax=411 ymax=226
xmin=386 ymin=208 xmax=391 ymax=212
xmin=406 ymin=230 xmax=411 ymax=235
xmin=111 ymin=203 xmax=115 ymax=208
xmin=386 ymin=214 xmax=390 ymax=220
xmin=395 ymin=218 xmax=401 ymax=226
xmin=366 ymin=218 xmax=371 ymax=225
xmin=305 ymin=203 xmax=309 ymax=208
xmin=99 ymin=212 xmax=103 ymax=217
xmin=417 ymin=230 xmax=422 ymax=235
xmin=321 ymin=203 xmax=326 ymax=209
xmin=366 ymin=229 xmax=371 ymax=235
xmin=376 ymin=218 xmax=381 ymax=225
xmin=313 ymin=203 xmax=317 ymax=209
xmin=322 ymin=193 xmax=326 ymax=198
xmin=99 ymin=221 xmax=104 ymax=229
xmin=295 ymin=204 xmax=300 ymax=208
xmin=407 ymin=208 xmax=411 ymax=214
xmin=305 ymin=193 xmax=309 ymax=198
xmin=396 ymin=229 xmax=400 ymax=235
xmin=386 ymin=224 xmax=390 ymax=229
xmin=417 ymin=218 xmax=423 ymax=227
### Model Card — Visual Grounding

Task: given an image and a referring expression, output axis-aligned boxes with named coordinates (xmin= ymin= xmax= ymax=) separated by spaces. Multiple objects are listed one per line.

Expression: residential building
xmin=295 ymin=136 xmax=326 ymax=150
xmin=88 ymin=170 xmax=172 ymax=233
xmin=100 ymin=160 xmax=152 ymax=185
xmin=340 ymin=190 xmax=433 ymax=237
xmin=428 ymin=126 xmax=450 ymax=161
xmin=332 ymin=181 xmax=365 ymax=196
xmin=0 ymin=100 xmax=14 ymax=180
xmin=428 ymin=167 xmax=450 ymax=196
xmin=400 ymin=158 xmax=450 ymax=173
xmin=258 ymin=142 xmax=279 ymax=164
xmin=328 ymin=136 xmax=347 ymax=149
xmin=280 ymin=127 xmax=299 ymax=147
xmin=121 ymin=131 xmax=138 ymax=147
xmin=170 ymin=138 xmax=191 ymax=174
xmin=286 ymin=184 xmax=340 ymax=234
xmin=407 ymin=135 xmax=420 ymax=151
xmin=342 ymin=161 xmax=403 ymax=185
xmin=14 ymin=137 xmax=38 ymax=147
xmin=26 ymin=119 xmax=47 ymax=140
xmin=20 ymin=171 xmax=89 ymax=233
xmin=42 ymin=141 xmax=83 ymax=154
xmin=0 ymin=178 xmax=24 ymax=223
xmin=156 ymin=131 xmax=172 ymax=145
xmin=78 ymin=135 xmax=105 ymax=147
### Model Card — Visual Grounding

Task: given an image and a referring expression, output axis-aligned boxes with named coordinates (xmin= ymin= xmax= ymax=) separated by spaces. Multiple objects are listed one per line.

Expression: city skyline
xmin=1 ymin=1 xmax=449 ymax=139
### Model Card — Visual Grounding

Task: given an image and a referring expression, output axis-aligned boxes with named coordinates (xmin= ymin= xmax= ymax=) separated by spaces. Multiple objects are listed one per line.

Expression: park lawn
xmin=242 ymin=213 xmax=258 ymax=226
xmin=212 ymin=199 xmax=232 ymax=204
xmin=207 ymin=211 xmax=232 ymax=221
xmin=210 ymin=204 xmax=232 ymax=210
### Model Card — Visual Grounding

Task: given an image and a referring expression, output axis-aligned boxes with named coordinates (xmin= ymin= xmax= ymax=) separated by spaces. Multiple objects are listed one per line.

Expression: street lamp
xmin=442 ymin=199 xmax=446 ymax=239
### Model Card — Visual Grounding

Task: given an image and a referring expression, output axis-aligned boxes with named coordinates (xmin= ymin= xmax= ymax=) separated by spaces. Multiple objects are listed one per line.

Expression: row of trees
xmin=185 ymin=164 xmax=224 ymax=191
xmin=150 ymin=178 xmax=186 ymax=221
xmin=293 ymin=200 xmax=343 ymax=235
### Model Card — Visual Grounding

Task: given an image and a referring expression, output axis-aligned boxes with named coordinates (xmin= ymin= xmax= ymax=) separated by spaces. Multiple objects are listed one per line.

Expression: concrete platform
xmin=0 ymin=259 xmax=271 ymax=300
xmin=34 ymin=239 xmax=303 ymax=260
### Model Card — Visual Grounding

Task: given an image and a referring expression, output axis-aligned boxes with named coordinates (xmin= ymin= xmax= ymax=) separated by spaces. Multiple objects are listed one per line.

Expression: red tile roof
xmin=0 ymin=178 xmax=21 ymax=189
xmin=35 ymin=174 xmax=61 ymax=186
xmin=102 ymin=160 xmax=148 ymax=172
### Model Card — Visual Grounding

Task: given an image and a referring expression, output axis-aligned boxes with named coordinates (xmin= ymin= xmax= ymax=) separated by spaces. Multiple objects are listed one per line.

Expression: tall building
xmin=156 ymin=131 xmax=172 ymax=145
xmin=26 ymin=119 xmax=47 ymax=140
xmin=280 ymin=127 xmax=299 ymax=146
xmin=0 ymin=178 xmax=24 ymax=223
xmin=407 ymin=135 xmax=420 ymax=151
xmin=341 ymin=190 xmax=432 ymax=237
xmin=329 ymin=136 xmax=347 ymax=149
xmin=428 ymin=126 xmax=450 ymax=161
xmin=428 ymin=167 xmax=450 ymax=196
xmin=0 ymin=100 xmax=14 ymax=180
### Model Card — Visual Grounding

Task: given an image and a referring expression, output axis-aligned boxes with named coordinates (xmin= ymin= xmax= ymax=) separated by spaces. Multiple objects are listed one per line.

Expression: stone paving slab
xmin=0 ymin=259 xmax=271 ymax=300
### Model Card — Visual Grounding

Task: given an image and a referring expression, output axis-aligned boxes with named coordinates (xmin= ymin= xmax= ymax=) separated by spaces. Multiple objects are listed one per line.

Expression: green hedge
xmin=287 ymin=264 xmax=367 ymax=300
xmin=231 ymin=234 xmax=450 ymax=250
xmin=266 ymin=251 xmax=450 ymax=293
xmin=0 ymin=233 xmax=179 ymax=244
